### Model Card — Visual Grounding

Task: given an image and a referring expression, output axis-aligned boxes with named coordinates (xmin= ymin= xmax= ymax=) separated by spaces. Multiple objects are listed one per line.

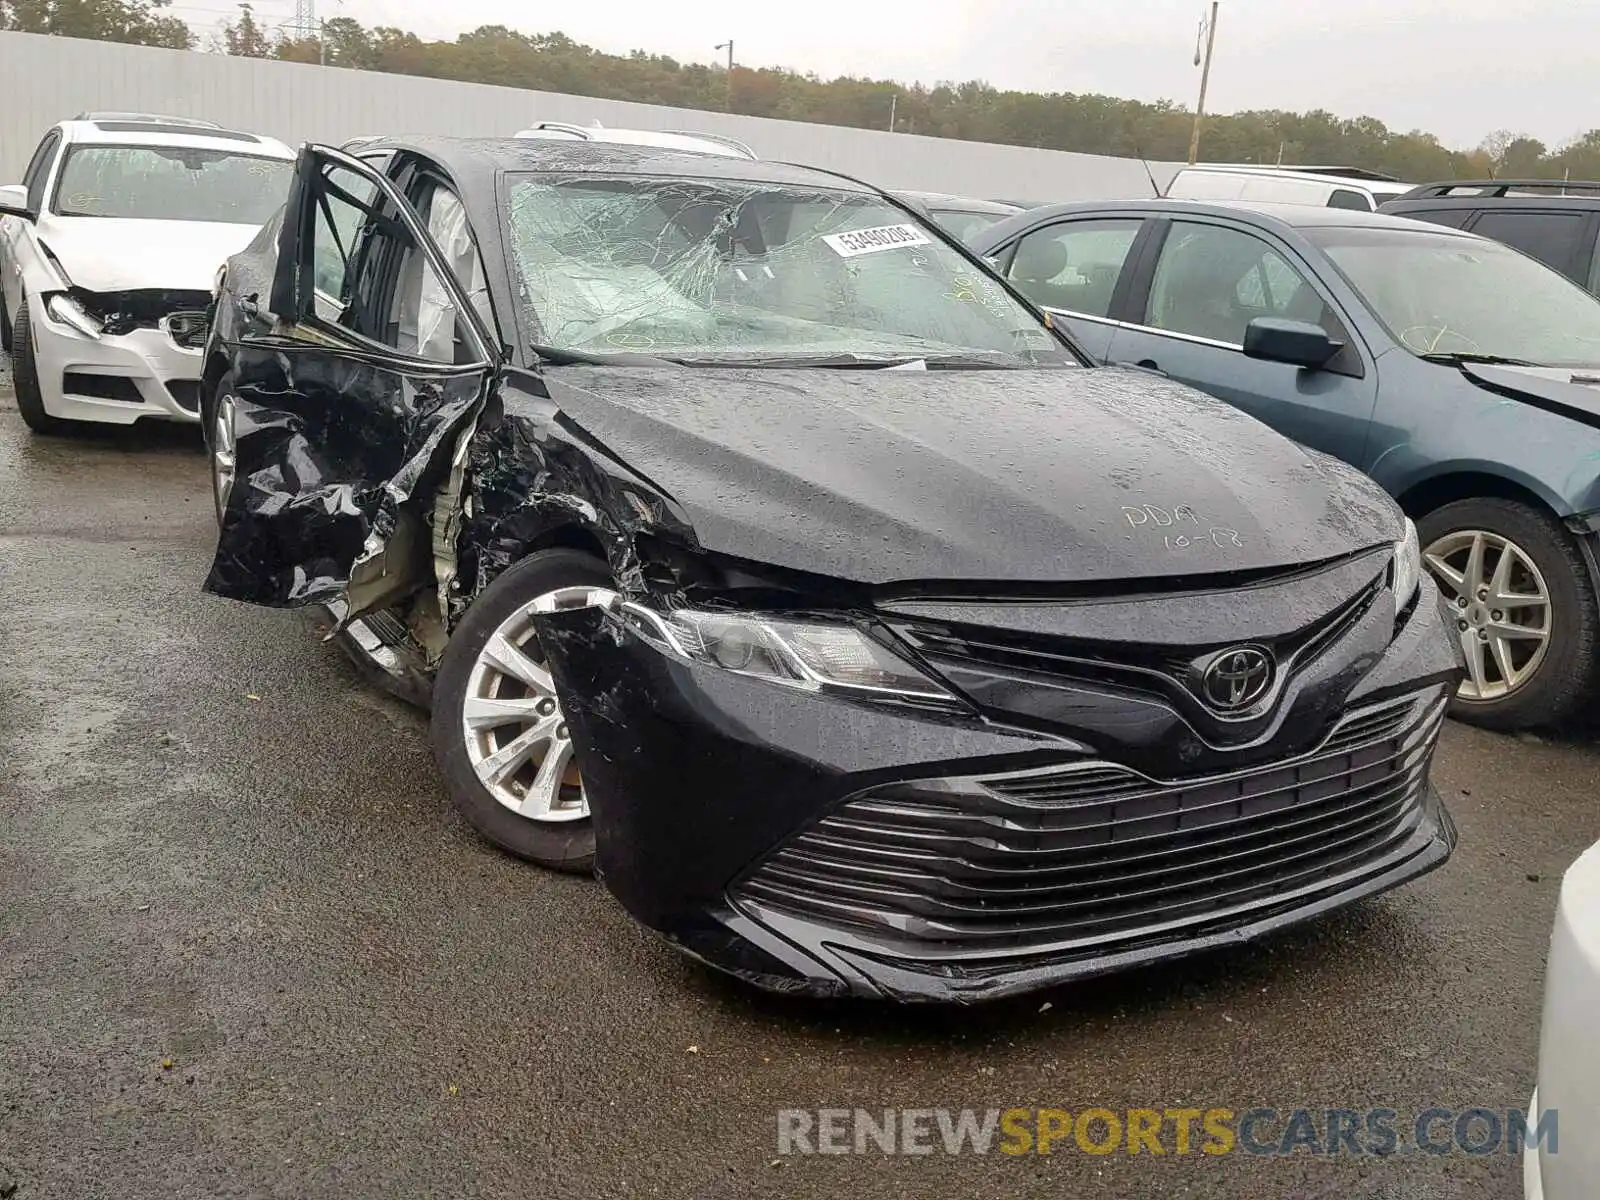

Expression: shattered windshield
xmin=52 ymin=146 xmax=293 ymax=224
xmin=502 ymin=174 xmax=1075 ymax=367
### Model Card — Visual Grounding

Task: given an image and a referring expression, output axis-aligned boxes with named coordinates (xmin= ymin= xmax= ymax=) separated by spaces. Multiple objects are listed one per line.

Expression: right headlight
xmin=618 ymin=602 xmax=957 ymax=704
xmin=1393 ymin=517 xmax=1421 ymax=615
xmin=45 ymin=292 xmax=103 ymax=340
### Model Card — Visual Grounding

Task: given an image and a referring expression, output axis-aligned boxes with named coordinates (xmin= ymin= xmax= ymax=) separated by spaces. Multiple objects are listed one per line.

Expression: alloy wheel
xmin=461 ymin=585 xmax=616 ymax=822
xmin=1423 ymin=528 xmax=1552 ymax=702
xmin=212 ymin=393 xmax=237 ymax=516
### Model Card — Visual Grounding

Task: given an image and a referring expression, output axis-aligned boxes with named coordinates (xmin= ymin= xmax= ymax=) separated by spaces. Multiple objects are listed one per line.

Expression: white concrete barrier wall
xmin=0 ymin=30 xmax=1180 ymax=202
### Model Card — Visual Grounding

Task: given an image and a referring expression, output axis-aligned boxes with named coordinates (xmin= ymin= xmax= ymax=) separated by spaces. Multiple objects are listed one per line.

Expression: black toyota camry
xmin=200 ymin=137 xmax=1462 ymax=1002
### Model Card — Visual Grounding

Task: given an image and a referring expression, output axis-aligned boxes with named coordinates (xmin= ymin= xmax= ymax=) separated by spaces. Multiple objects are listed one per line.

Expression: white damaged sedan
xmin=0 ymin=113 xmax=293 ymax=434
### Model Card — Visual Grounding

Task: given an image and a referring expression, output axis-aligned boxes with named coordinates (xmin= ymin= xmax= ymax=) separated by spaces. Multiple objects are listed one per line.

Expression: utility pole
xmin=888 ymin=92 xmax=897 ymax=132
xmin=1188 ymin=1 xmax=1219 ymax=166
xmin=714 ymin=40 xmax=734 ymax=112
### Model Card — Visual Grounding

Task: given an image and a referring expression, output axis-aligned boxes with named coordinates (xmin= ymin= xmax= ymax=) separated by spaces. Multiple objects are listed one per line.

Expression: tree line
xmin=7 ymin=0 xmax=1600 ymax=184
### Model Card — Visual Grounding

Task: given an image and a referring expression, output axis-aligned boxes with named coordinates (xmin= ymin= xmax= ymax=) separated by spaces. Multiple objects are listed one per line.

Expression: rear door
xmin=1108 ymin=216 xmax=1379 ymax=463
xmin=205 ymin=145 xmax=498 ymax=614
xmin=996 ymin=216 xmax=1149 ymax=361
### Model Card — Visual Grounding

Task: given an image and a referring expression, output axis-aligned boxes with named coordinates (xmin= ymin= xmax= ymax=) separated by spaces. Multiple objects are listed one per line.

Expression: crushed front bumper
xmin=536 ymin=576 xmax=1463 ymax=1003
xmin=33 ymin=302 xmax=204 ymax=425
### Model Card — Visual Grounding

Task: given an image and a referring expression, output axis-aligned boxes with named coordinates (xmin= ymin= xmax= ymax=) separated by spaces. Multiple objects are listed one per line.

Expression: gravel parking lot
xmin=2 ymin=381 xmax=1598 ymax=1200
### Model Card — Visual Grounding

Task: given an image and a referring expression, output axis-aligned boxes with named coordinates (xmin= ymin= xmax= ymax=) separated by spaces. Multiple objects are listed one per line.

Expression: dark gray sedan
xmin=972 ymin=199 xmax=1600 ymax=730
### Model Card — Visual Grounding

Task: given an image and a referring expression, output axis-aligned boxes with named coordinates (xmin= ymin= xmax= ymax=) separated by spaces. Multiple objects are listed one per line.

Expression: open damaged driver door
xmin=204 ymin=144 xmax=498 ymax=616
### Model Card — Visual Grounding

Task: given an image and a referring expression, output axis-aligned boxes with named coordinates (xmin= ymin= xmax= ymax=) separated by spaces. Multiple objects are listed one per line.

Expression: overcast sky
xmin=208 ymin=0 xmax=1592 ymax=150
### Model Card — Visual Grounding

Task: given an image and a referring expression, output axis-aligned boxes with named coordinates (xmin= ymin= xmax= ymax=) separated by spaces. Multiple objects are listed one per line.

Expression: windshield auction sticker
xmin=823 ymin=223 xmax=933 ymax=257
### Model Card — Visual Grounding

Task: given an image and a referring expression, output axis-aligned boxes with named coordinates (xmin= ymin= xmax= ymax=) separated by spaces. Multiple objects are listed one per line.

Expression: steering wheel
xmin=1401 ymin=324 xmax=1481 ymax=355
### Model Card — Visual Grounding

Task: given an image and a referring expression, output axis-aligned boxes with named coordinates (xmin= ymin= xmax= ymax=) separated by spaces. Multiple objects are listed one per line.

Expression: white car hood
xmin=35 ymin=216 xmax=263 ymax=293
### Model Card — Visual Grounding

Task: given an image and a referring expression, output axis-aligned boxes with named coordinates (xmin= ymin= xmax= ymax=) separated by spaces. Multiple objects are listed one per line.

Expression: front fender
xmin=457 ymin=381 xmax=700 ymax=612
xmin=1379 ymin=455 xmax=1584 ymax=520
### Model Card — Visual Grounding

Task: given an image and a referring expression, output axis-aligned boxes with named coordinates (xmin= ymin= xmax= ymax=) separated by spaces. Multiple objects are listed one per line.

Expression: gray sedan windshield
xmin=1307 ymin=226 xmax=1600 ymax=368
xmin=503 ymin=175 xmax=1072 ymax=367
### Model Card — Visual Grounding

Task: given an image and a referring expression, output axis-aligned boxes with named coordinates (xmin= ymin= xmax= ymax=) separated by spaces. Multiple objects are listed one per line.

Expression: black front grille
xmin=894 ymin=571 xmax=1384 ymax=720
xmin=735 ymin=689 xmax=1445 ymax=956
xmin=164 ymin=311 xmax=209 ymax=350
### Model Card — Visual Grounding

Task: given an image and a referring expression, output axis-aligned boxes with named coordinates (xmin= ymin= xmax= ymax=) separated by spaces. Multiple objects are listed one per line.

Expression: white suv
xmin=0 ymin=113 xmax=295 ymax=434
xmin=512 ymin=121 xmax=757 ymax=160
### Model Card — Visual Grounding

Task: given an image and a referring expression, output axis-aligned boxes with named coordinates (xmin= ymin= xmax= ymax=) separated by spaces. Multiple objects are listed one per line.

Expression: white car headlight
xmin=1393 ymin=517 xmax=1421 ymax=613
xmin=619 ymin=603 xmax=955 ymax=702
xmin=45 ymin=292 xmax=102 ymax=340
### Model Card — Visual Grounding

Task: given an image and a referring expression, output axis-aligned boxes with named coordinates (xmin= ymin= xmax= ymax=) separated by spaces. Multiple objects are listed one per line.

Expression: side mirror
xmin=1243 ymin=317 xmax=1341 ymax=369
xmin=0 ymin=183 xmax=34 ymax=221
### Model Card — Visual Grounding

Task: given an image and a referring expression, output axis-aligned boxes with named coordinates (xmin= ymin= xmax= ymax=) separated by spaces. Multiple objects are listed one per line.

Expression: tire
xmin=11 ymin=298 xmax=69 ymax=436
xmin=429 ymin=548 xmax=613 ymax=872
xmin=206 ymin=370 xmax=238 ymax=530
xmin=1418 ymin=497 xmax=1600 ymax=730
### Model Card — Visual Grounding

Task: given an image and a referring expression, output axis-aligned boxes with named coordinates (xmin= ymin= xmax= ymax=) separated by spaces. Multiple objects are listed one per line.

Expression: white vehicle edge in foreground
xmin=1524 ymin=838 xmax=1600 ymax=1199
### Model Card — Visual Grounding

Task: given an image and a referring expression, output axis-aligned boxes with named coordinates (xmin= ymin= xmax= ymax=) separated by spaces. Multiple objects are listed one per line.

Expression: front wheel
xmin=1418 ymin=497 xmax=1600 ymax=730
xmin=11 ymin=298 xmax=69 ymax=436
xmin=206 ymin=372 xmax=239 ymax=530
xmin=429 ymin=548 xmax=614 ymax=872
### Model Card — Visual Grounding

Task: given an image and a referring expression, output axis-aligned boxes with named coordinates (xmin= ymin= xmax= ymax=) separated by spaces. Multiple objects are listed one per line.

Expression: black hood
xmin=545 ymin=365 xmax=1402 ymax=586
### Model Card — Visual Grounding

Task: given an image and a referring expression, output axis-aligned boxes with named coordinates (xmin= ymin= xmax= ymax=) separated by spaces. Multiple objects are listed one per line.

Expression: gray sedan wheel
xmin=1417 ymin=497 xmax=1600 ymax=730
xmin=1424 ymin=528 xmax=1552 ymax=702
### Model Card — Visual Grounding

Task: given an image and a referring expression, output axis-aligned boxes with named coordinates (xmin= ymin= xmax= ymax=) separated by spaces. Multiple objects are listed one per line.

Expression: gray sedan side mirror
xmin=1243 ymin=317 xmax=1341 ymax=369
xmin=0 ymin=183 xmax=35 ymax=221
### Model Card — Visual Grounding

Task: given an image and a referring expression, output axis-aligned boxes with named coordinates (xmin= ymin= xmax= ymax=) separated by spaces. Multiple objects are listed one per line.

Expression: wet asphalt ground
xmin=2 ymin=373 xmax=1599 ymax=1200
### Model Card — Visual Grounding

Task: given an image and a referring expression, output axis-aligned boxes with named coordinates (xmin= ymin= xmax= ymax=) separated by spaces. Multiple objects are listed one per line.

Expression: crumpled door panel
xmin=204 ymin=342 xmax=488 ymax=607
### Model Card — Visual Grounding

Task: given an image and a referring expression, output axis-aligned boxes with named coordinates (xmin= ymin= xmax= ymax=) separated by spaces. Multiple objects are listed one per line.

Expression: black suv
xmin=1380 ymin=180 xmax=1600 ymax=295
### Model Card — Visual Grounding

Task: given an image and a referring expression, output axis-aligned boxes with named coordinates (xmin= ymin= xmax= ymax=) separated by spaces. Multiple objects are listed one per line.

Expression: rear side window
xmin=1396 ymin=207 xmax=1473 ymax=229
xmin=1468 ymin=210 xmax=1590 ymax=278
xmin=1005 ymin=218 xmax=1142 ymax=316
xmin=1327 ymin=188 xmax=1373 ymax=211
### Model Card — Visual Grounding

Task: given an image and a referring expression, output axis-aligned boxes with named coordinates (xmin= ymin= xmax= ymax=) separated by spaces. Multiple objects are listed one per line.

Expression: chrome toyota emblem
xmin=1200 ymin=646 xmax=1274 ymax=711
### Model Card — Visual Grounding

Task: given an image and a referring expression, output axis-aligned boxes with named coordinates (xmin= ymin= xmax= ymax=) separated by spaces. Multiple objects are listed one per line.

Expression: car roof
xmin=1004 ymin=197 xmax=1474 ymax=231
xmin=1385 ymin=179 xmax=1600 ymax=204
xmin=968 ymin=197 xmax=1483 ymax=256
xmin=59 ymin=118 xmax=294 ymax=158
xmin=513 ymin=122 xmax=758 ymax=160
xmin=1383 ymin=193 xmax=1600 ymax=212
xmin=1170 ymin=165 xmax=1412 ymax=194
xmin=349 ymin=135 xmax=880 ymax=194
xmin=892 ymin=190 xmax=1023 ymax=216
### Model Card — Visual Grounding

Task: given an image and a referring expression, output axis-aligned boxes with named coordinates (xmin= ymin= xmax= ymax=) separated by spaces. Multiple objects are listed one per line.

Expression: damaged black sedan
xmin=201 ymin=138 xmax=1462 ymax=1001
